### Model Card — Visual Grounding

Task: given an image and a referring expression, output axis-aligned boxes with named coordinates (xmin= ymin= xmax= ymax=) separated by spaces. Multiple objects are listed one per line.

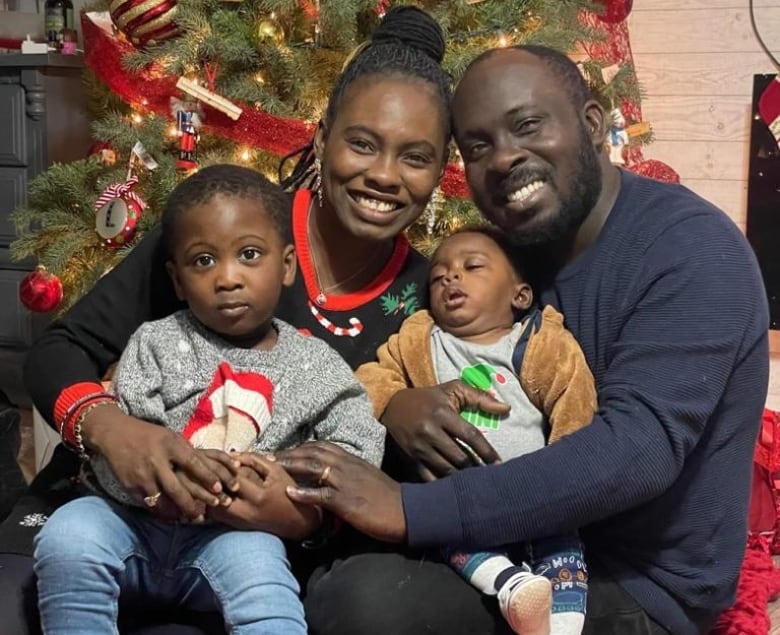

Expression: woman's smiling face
xmin=314 ymin=76 xmax=449 ymax=242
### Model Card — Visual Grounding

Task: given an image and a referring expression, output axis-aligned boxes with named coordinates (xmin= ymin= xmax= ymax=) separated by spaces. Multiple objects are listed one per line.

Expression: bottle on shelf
xmin=44 ymin=0 xmax=74 ymax=48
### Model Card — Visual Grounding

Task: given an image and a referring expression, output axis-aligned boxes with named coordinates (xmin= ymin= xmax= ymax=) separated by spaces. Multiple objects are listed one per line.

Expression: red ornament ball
xmin=19 ymin=266 xmax=63 ymax=313
xmin=594 ymin=0 xmax=633 ymax=23
xmin=109 ymin=0 xmax=179 ymax=47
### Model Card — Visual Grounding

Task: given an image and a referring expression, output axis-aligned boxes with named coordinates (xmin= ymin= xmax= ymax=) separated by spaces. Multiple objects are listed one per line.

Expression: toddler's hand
xmin=208 ymin=453 xmax=322 ymax=539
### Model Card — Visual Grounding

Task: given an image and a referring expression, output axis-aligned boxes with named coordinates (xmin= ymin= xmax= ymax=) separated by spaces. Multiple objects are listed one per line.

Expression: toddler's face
xmin=167 ymin=193 xmax=295 ymax=349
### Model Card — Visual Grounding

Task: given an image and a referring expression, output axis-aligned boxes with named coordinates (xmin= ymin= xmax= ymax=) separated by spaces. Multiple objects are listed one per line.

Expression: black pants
xmin=0 ymin=536 xmax=671 ymax=635
xmin=301 ymin=531 xmax=672 ymax=635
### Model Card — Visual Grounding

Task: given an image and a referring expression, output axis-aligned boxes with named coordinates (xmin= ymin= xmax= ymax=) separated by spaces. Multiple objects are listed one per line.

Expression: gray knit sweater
xmin=89 ymin=310 xmax=385 ymax=506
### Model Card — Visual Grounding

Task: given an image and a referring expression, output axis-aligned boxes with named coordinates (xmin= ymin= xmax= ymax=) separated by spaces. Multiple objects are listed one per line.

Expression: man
xmin=280 ymin=45 xmax=770 ymax=634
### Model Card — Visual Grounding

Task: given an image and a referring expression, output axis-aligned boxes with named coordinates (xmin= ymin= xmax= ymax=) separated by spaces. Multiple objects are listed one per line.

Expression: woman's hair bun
xmin=371 ymin=5 xmax=445 ymax=64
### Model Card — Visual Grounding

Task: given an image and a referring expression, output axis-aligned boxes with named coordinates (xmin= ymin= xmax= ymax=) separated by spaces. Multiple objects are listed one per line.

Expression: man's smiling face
xmin=452 ymin=49 xmax=603 ymax=247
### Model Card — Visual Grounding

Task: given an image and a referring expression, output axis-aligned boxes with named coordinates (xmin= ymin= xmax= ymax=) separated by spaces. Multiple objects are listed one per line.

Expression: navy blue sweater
xmin=402 ymin=170 xmax=770 ymax=633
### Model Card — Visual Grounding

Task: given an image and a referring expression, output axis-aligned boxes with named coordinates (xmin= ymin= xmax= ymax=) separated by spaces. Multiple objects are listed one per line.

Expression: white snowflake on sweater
xmin=19 ymin=513 xmax=48 ymax=528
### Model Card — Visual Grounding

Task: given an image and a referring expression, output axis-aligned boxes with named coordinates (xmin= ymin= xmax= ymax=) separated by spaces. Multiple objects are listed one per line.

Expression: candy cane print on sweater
xmin=308 ymin=301 xmax=364 ymax=337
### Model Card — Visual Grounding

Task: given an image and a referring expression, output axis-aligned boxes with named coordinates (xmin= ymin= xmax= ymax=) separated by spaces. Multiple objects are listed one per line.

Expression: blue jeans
xmin=33 ymin=496 xmax=306 ymax=635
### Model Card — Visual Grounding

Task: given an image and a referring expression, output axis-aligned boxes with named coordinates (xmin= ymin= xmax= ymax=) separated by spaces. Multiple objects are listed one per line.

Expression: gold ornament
xmin=256 ymin=16 xmax=284 ymax=44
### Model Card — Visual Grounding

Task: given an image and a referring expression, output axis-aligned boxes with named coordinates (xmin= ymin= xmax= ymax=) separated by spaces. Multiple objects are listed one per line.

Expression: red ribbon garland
xmin=81 ymin=14 xmax=470 ymax=198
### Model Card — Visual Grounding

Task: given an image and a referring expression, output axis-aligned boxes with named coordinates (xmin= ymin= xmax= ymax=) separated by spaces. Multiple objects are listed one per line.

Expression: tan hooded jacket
xmin=355 ymin=306 xmax=597 ymax=443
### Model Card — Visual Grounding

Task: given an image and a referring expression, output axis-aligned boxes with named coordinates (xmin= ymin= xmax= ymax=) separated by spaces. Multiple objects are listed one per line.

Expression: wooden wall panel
xmin=634 ymin=0 xmax=777 ymax=8
xmin=632 ymin=52 xmax=775 ymax=96
xmin=629 ymin=8 xmax=780 ymax=54
xmin=643 ymin=140 xmax=747 ymax=180
xmin=641 ymin=96 xmax=752 ymax=141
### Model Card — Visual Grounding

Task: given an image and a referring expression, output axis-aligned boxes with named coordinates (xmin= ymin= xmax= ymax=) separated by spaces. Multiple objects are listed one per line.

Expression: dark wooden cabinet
xmin=0 ymin=53 xmax=90 ymax=406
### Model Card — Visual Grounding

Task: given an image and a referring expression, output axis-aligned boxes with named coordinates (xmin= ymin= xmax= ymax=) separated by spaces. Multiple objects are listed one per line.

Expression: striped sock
xmin=449 ymin=551 xmax=520 ymax=596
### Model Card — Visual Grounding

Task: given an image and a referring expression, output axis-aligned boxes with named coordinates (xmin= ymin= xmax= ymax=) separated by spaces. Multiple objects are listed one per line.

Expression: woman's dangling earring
xmin=313 ymin=158 xmax=324 ymax=208
xmin=424 ymin=186 xmax=444 ymax=235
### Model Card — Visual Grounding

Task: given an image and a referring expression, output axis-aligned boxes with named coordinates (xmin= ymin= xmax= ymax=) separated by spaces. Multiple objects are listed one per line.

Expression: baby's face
xmin=428 ymin=232 xmax=531 ymax=343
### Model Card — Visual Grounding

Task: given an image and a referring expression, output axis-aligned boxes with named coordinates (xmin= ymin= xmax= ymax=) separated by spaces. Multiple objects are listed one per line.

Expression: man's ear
xmin=282 ymin=244 xmax=297 ymax=287
xmin=583 ymin=99 xmax=607 ymax=148
xmin=165 ymin=260 xmax=186 ymax=301
xmin=313 ymin=121 xmax=327 ymax=162
xmin=512 ymin=282 xmax=534 ymax=312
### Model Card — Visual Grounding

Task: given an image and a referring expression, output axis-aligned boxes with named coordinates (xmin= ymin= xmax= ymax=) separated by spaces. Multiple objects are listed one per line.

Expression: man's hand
xmin=381 ymin=381 xmax=506 ymax=477
xmin=277 ymin=442 xmax=407 ymax=544
xmin=206 ymin=453 xmax=321 ymax=541
xmin=82 ymin=403 xmax=240 ymax=520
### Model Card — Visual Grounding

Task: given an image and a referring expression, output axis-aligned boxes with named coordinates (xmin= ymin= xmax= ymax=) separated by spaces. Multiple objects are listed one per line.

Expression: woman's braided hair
xmin=278 ymin=5 xmax=451 ymax=192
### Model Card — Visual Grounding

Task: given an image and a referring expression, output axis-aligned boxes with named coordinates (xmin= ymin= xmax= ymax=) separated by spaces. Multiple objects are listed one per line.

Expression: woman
xmin=0 ymin=6 xmax=510 ymax=635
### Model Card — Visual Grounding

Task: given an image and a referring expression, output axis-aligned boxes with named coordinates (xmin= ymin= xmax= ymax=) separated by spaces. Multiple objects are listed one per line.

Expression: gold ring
xmin=318 ymin=465 xmax=332 ymax=486
xmin=143 ymin=492 xmax=162 ymax=508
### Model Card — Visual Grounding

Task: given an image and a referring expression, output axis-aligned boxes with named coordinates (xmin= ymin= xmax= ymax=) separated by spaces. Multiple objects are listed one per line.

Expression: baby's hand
xmin=236 ymin=464 xmax=263 ymax=485
xmin=233 ymin=452 xmax=296 ymax=489
xmin=201 ymin=465 xmax=259 ymax=521
xmin=207 ymin=453 xmax=322 ymax=538
xmin=194 ymin=448 xmax=241 ymax=503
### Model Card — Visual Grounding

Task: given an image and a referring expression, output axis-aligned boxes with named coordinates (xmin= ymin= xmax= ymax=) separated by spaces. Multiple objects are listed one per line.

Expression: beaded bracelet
xmin=58 ymin=391 xmax=114 ymax=440
xmin=70 ymin=399 xmax=116 ymax=461
xmin=58 ymin=392 xmax=118 ymax=454
xmin=54 ymin=382 xmax=106 ymax=428
xmin=57 ymin=391 xmax=112 ymax=434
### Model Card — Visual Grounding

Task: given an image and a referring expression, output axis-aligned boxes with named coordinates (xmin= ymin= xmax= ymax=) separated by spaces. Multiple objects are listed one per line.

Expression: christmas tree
xmin=11 ymin=0 xmax=654 ymax=314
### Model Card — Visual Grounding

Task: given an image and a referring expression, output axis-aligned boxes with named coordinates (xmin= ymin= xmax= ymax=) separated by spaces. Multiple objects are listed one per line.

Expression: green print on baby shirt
xmin=459 ymin=363 xmax=507 ymax=430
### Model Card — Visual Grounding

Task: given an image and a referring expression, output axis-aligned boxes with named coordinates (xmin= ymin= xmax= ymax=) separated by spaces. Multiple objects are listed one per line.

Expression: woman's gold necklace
xmin=308 ymin=211 xmax=381 ymax=306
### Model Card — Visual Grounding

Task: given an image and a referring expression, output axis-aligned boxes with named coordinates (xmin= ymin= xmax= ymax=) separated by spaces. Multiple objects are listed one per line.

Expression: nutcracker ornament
xmin=19 ymin=266 xmax=63 ymax=313
xmin=171 ymin=97 xmax=203 ymax=171
xmin=607 ymin=107 xmax=630 ymax=165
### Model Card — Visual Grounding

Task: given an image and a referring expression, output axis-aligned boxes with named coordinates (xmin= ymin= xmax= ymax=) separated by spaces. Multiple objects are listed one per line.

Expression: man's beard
xmin=510 ymin=123 xmax=602 ymax=248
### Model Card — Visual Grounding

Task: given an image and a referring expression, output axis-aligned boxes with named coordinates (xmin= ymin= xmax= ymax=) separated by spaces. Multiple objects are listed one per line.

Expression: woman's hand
xmin=207 ymin=454 xmax=321 ymax=541
xmin=277 ymin=442 xmax=407 ymax=544
xmin=81 ymin=403 xmax=240 ymax=520
xmin=381 ymin=381 xmax=507 ymax=478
